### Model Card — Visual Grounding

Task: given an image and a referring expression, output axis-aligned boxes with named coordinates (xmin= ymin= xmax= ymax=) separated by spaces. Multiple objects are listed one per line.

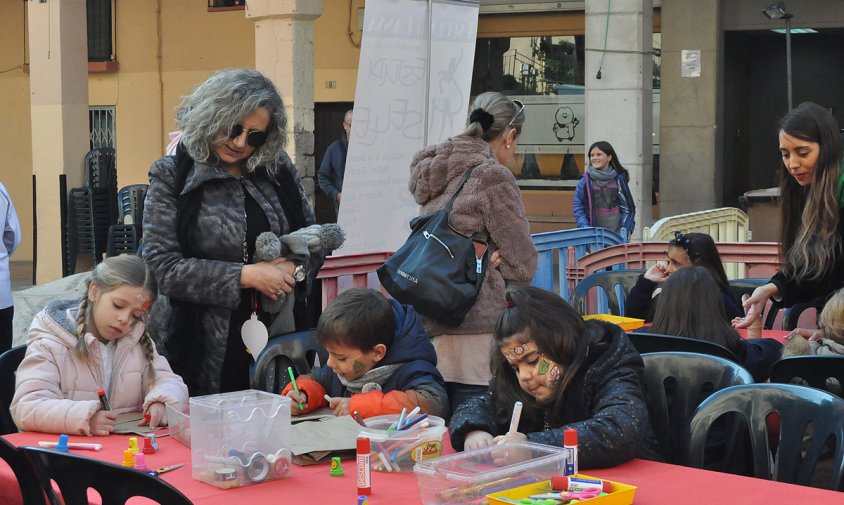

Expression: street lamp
xmin=762 ymin=2 xmax=794 ymax=110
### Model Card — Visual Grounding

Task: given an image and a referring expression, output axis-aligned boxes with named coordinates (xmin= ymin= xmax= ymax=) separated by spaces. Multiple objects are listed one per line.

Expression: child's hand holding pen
xmin=284 ymin=390 xmax=308 ymax=415
xmin=88 ymin=410 xmax=117 ymax=437
xmin=329 ymin=397 xmax=350 ymax=416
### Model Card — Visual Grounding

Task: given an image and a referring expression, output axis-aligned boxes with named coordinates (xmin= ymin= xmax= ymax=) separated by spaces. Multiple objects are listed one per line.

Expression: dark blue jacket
xmin=737 ymin=338 xmax=783 ymax=382
xmin=317 ymin=134 xmax=347 ymax=200
xmin=311 ymin=299 xmax=447 ymax=404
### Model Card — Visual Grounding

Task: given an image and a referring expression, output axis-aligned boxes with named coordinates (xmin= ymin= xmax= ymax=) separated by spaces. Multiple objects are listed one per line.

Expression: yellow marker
xmin=128 ymin=436 xmax=139 ymax=455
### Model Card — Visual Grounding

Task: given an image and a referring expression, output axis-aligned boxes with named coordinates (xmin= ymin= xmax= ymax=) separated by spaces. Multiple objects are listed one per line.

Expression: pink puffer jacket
xmin=11 ymin=299 xmax=188 ymax=435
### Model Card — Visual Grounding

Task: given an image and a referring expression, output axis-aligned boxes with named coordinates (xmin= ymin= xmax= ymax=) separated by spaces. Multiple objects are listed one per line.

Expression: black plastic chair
xmin=19 ymin=446 xmax=192 ymax=505
xmin=571 ymin=269 xmax=645 ymax=315
xmin=627 ymin=332 xmax=741 ymax=363
xmin=770 ymin=355 xmax=844 ymax=398
xmin=117 ymin=184 xmax=147 ymax=229
xmin=641 ymin=352 xmax=754 ymax=464
xmin=688 ymin=383 xmax=844 ymax=489
xmin=249 ymin=329 xmax=327 ymax=394
xmin=105 ymin=224 xmax=139 ymax=257
xmin=0 ymin=438 xmax=45 ymax=505
xmin=0 ymin=345 xmax=26 ymax=435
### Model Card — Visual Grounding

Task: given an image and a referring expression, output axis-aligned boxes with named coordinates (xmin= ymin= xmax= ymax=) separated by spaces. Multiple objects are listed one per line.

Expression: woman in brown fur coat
xmin=408 ymin=92 xmax=538 ymax=415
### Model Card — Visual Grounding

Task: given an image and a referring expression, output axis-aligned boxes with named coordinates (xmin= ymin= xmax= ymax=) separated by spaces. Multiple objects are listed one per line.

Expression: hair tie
xmin=469 ymin=108 xmax=495 ymax=132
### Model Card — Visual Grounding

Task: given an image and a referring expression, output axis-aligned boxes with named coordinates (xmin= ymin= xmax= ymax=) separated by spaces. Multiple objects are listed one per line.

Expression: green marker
xmin=287 ymin=366 xmax=305 ymax=411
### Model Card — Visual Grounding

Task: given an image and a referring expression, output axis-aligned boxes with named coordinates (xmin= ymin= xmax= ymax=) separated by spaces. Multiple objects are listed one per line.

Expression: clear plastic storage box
xmin=189 ymin=390 xmax=292 ymax=489
xmin=165 ymin=402 xmax=190 ymax=447
xmin=359 ymin=414 xmax=446 ymax=472
xmin=413 ymin=441 xmax=568 ymax=505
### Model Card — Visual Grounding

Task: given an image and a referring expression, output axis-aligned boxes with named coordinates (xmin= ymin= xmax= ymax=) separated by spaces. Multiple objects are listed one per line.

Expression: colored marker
xmin=507 ymin=401 xmax=523 ymax=435
xmin=324 ymin=394 xmax=333 ymax=405
xmin=401 ymin=406 xmax=421 ymax=428
xmin=287 ymin=366 xmax=304 ymax=411
xmin=397 ymin=407 xmax=407 ymax=430
xmin=352 ymin=411 xmax=368 ymax=427
xmin=399 ymin=413 xmax=429 ymax=430
xmin=38 ymin=441 xmax=103 ymax=451
xmin=97 ymin=388 xmax=111 ymax=411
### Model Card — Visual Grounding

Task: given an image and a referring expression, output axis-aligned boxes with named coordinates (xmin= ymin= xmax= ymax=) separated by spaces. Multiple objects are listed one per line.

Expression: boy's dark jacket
xmin=449 ymin=321 xmax=661 ymax=469
xmin=286 ymin=298 xmax=448 ymax=418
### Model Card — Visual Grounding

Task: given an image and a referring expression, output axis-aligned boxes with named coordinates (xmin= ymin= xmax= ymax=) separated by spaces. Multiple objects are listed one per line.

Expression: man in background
xmin=318 ymin=109 xmax=352 ymax=220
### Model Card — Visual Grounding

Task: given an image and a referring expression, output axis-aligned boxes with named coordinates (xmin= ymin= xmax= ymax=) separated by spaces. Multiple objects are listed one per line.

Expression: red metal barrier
xmin=566 ymin=241 xmax=781 ymax=296
xmin=316 ymin=252 xmax=393 ymax=309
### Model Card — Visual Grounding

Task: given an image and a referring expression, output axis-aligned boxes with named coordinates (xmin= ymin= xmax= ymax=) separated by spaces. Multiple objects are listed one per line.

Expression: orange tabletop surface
xmin=3 ymin=431 xmax=842 ymax=504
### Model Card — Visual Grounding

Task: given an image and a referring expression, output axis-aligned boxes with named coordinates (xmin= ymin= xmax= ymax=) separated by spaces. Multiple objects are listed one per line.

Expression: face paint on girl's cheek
xmin=546 ymin=365 xmax=561 ymax=388
xmin=352 ymin=359 xmax=366 ymax=375
xmin=536 ymin=358 xmax=550 ymax=376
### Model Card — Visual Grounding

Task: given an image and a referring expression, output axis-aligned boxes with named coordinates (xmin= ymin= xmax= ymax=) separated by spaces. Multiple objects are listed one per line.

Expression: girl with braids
xmin=11 ymin=255 xmax=187 ymax=436
xmin=736 ymin=102 xmax=844 ymax=329
xmin=448 ymin=285 xmax=660 ymax=469
xmin=408 ymin=91 xmax=537 ymax=415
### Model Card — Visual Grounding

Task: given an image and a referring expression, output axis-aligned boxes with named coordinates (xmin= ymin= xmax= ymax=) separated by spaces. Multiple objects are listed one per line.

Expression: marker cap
xmin=564 ymin=429 xmax=578 ymax=446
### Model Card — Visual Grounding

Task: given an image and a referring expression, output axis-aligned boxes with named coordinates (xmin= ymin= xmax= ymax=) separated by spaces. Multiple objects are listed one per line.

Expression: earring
xmin=506 ymin=144 xmax=511 ymax=149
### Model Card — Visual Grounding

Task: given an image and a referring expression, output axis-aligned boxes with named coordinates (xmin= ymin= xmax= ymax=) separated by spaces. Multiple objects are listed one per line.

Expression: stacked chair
xmin=64 ymin=147 xmax=119 ymax=275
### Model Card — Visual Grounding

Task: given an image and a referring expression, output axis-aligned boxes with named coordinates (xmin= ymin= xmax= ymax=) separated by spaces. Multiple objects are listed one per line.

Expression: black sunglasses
xmin=229 ymin=123 xmax=268 ymax=148
xmin=506 ymin=99 xmax=525 ymax=129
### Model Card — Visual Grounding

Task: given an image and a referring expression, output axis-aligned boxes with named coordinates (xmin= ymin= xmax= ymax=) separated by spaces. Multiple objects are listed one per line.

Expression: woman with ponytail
xmin=735 ymin=102 xmax=844 ymax=329
xmin=11 ymin=255 xmax=187 ymax=436
xmin=408 ymin=92 xmax=538 ymax=415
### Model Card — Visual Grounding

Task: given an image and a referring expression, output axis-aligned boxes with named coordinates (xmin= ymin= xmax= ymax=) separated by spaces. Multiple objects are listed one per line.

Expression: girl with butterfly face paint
xmin=448 ymin=286 xmax=661 ymax=470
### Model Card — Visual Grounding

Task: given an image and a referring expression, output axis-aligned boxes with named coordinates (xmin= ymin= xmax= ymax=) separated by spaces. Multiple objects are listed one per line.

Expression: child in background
xmin=11 ymin=255 xmax=188 ymax=435
xmin=783 ymin=287 xmax=844 ymax=357
xmin=649 ymin=267 xmax=783 ymax=381
xmin=572 ymin=141 xmax=636 ymax=238
xmin=283 ymin=288 xmax=448 ymax=419
xmin=449 ymin=285 xmax=660 ymax=469
xmin=626 ymin=231 xmax=742 ymax=322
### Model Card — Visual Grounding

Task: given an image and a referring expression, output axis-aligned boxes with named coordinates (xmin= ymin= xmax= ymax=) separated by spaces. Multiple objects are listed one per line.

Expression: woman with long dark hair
xmin=736 ymin=102 xmax=844 ymax=329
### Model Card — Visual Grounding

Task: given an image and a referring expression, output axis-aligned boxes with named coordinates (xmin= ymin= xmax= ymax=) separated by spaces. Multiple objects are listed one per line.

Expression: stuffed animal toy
xmin=254 ymin=224 xmax=346 ymax=313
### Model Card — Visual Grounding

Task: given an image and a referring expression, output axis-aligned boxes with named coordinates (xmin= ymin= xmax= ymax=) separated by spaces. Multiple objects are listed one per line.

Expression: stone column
xmin=584 ymin=0 xmax=653 ymax=239
xmin=659 ymin=0 xmax=720 ymax=216
xmin=247 ymin=0 xmax=323 ymax=206
xmin=28 ymin=0 xmax=90 ymax=283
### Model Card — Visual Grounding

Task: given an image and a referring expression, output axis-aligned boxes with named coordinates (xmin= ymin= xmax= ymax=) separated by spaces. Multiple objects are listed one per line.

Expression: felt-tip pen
xmin=38 ymin=441 xmax=102 ymax=451
xmin=97 ymin=388 xmax=111 ymax=411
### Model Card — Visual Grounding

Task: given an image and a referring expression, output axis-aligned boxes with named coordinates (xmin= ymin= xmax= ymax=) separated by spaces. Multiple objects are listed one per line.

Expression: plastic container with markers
xmin=359 ymin=413 xmax=446 ymax=473
xmin=189 ymin=390 xmax=292 ymax=489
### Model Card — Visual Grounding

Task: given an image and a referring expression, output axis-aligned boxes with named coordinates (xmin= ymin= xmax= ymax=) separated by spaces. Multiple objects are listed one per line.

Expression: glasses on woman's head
xmin=506 ymin=99 xmax=525 ymax=130
xmin=228 ymin=123 xmax=268 ymax=148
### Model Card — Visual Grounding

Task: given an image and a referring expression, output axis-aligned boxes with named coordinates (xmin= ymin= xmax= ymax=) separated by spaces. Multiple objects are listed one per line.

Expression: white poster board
xmin=337 ymin=0 xmax=479 ymax=254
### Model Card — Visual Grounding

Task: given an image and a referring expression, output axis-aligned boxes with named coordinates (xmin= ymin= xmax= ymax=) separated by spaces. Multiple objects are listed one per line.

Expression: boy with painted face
xmin=448 ymin=285 xmax=661 ymax=469
xmin=283 ymin=288 xmax=448 ymax=420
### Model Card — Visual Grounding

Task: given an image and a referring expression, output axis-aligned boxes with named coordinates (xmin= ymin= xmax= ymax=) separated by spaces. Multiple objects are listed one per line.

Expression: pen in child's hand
xmin=97 ymin=388 xmax=111 ymax=411
xmin=324 ymin=394 xmax=333 ymax=406
xmin=287 ymin=367 xmax=305 ymax=411
xmin=507 ymin=401 xmax=523 ymax=436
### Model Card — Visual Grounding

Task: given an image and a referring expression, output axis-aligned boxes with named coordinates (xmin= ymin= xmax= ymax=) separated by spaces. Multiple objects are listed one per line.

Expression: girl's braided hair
xmin=74 ymin=255 xmax=158 ymax=383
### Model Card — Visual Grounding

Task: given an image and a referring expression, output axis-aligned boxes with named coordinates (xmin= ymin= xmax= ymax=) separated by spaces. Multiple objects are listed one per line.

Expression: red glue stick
xmin=551 ymin=476 xmax=611 ymax=493
xmin=356 ymin=436 xmax=371 ymax=496
xmin=563 ymin=428 xmax=578 ymax=476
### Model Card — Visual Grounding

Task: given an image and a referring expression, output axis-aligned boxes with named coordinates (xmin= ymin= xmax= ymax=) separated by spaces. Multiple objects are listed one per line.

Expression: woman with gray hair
xmin=408 ymin=92 xmax=538 ymax=415
xmin=143 ymin=68 xmax=318 ymax=395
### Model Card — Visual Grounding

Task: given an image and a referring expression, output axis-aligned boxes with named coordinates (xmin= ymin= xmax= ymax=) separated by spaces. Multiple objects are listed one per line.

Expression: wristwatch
xmin=292 ymin=263 xmax=306 ymax=282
